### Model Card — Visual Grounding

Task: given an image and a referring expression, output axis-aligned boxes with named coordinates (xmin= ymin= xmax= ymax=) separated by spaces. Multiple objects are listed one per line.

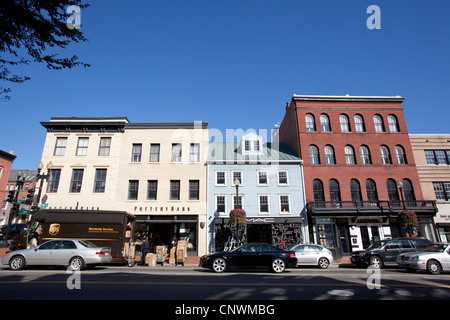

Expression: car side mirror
xmin=34 ymin=248 xmax=38 ymax=251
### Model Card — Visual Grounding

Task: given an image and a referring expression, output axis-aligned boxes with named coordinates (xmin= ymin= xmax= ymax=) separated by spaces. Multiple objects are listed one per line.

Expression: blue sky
xmin=2 ymin=0 xmax=449 ymax=170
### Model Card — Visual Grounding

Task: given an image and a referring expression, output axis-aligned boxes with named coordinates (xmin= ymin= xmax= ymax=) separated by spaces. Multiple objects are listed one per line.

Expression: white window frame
xmin=76 ymin=137 xmax=89 ymax=156
xmin=277 ymin=170 xmax=289 ymax=186
xmin=257 ymin=170 xmax=269 ymax=186
xmin=215 ymin=171 xmax=226 ymax=186
xmin=279 ymin=194 xmax=291 ymax=214
xmin=54 ymin=137 xmax=67 ymax=156
xmin=232 ymin=194 xmax=244 ymax=210
xmin=258 ymin=194 xmax=270 ymax=214
xmin=190 ymin=143 xmax=200 ymax=162
xmin=215 ymin=195 xmax=227 ymax=215
xmin=231 ymin=170 xmax=243 ymax=186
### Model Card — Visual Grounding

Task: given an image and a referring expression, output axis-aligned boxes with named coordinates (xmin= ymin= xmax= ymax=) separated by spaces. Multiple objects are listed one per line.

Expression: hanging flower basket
xmin=398 ymin=210 xmax=418 ymax=227
xmin=230 ymin=208 xmax=247 ymax=225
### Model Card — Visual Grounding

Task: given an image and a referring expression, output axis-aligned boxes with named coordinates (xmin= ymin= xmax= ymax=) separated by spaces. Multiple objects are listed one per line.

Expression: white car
xmin=397 ymin=243 xmax=450 ymax=275
xmin=290 ymin=244 xmax=334 ymax=269
xmin=1 ymin=239 xmax=112 ymax=271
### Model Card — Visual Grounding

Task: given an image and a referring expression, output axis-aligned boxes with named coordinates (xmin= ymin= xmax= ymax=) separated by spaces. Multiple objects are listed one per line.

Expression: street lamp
xmin=233 ymin=178 xmax=240 ymax=209
xmin=397 ymin=180 xmax=406 ymax=210
xmin=35 ymin=161 xmax=53 ymax=209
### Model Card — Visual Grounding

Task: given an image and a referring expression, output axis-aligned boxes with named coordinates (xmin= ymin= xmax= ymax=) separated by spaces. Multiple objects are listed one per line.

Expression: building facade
xmin=207 ymin=133 xmax=306 ymax=254
xmin=38 ymin=117 xmax=209 ymax=256
xmin=279 ymin=95 xmax=437 ymax=257
xmin=0 ymin=150 xmax=17 ymax=225
xmin=410 ymin=134 xmax=450 ymax=242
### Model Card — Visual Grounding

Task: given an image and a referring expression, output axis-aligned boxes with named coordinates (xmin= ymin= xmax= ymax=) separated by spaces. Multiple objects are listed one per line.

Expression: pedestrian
xmin=141 ymin=237 xmax=150 ymax=265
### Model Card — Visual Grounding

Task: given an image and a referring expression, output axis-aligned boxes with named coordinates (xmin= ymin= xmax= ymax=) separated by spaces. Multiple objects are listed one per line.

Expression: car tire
xmin=369 ymin=256 xmax=383 ymax=268
xmin=272 ymin=258 xmax=286 ymax=273
xmin=212 ymin=257 xmax=226 ymax=273
xmin=69 ymin=256 xmax=85 ymax=271
xmin=9 ymin=255 xmax=25 ymax=271
xmin=427 ymin=259 xmax=442 ymax=275
xmin=318 ymin=257 xmax=330 ymax=269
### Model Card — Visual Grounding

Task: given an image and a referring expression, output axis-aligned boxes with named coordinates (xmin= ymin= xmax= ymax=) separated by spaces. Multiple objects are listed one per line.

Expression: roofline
xmin=125 ymin=122 xmax=208 ymax=129
xmin=292 ymin=94 xmax=405 ymax=102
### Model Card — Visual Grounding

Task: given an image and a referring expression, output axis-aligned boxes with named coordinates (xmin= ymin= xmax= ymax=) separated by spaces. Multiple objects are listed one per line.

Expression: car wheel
xmin=427 ymin=260 xmax=442 ymax=275
xmin=69 ymin=256 xmax=85 ymax=271
xmin=212 ymin=257 xmax=226 ymax=273
xmin=272 ymin=258 xmax=286 ymax=273
xmin=318 ymin=257 xmax=330 ymax=269
xmin=369 ymin=256 xmax=383 ymax=268
xmin=9 ymin=255 xmax=25 ymax=270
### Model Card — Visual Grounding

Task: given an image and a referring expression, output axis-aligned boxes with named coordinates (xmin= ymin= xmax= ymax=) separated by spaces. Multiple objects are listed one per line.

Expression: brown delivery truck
xmin=27 ymin=209 xmax=135 ymax=262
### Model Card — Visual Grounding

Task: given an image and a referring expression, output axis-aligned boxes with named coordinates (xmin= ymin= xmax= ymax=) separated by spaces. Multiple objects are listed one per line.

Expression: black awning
xmin=214 ymin=217 xmax=303 ymax=224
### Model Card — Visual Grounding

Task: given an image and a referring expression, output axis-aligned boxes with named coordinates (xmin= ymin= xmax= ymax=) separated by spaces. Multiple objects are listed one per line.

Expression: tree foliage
xmin=0 ymin=0 xmax=90 ymax=100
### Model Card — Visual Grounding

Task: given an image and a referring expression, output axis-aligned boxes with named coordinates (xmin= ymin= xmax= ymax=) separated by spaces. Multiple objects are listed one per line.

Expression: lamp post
xmin=397 ymin=180 xmax=406 ymax=210
xmin=233 ymin=178 xmax=240 ymax=209
xmin=35 ymin=161 xmax=53 ymax=209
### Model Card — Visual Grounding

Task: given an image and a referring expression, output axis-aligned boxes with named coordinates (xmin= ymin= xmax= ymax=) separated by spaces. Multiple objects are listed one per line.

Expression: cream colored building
xmin=38 ymin=117 xmax=209 ymax=256
xmin=410 ymin=134 xmax=450 ymax=242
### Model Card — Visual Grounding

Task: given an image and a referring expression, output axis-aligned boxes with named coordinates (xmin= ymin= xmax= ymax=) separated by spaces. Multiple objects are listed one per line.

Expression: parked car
xmin=397 ymin=243 xmax=450 ymax=274
xmin=1 ymin=239 xmax=112 ymax=271
xmin=199 ymin=243 xmax=297 ymax=273
xmin=0 ymin=224 xmax=27 ymax=240
xmin=290 ymin=244 xmax=334 ymax=269
xmin=350 ymin=237 xmax=432 ymax=268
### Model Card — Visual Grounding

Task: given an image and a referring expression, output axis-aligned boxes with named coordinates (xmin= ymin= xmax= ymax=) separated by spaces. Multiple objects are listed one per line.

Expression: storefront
xmin=212 ymin=217 xmax=304 ymax=252
xmin=134 ymin=215 xmax=198 ymax=256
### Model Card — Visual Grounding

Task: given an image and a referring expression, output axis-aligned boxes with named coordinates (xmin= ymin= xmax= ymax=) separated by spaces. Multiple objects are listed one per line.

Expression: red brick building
xmin=279 ymin=95 xmax=438 ymax=257
xmin=0 ymin=150 xmax=17 ymax=225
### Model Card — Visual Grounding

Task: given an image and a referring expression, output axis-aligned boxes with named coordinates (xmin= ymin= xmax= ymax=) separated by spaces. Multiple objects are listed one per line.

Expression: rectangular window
xmin=433 ymin=182 xmax=450 ymax=201
xmin=172 ymin=144 xmax=182 ymax=162
xmin=47 ymin=169 xmax=61 ymax=193
xmin=131 ymin=144 xmax=142 ymax=162
xmin=233 ymin=195 xmax=243 ymax=209
xmin=425 ymin=150 xmax=450 ymax=165
xmin=147 ymin=180 xmax=158 ymax=200
xmin=190 ymin=143 xmax=200 ymax=162
xmin=170 ymin=180 xmax=180 ymax=200
xmin=258 ymin=171 xmax=268 ymax=185
xmin=54 ymin=137 xmax=67 ymax=156
xmin=98 ymin=137 xmax=111 ymax=156
xmin=435 ymin=150 xmax=448 ymax=165
xmin=93 ymin=169 xmax=107 ymax=193
xmin=259 ymin=195 xmax=269 ymax=213
xmin=232 ymin=171 xmax=242 ymax=186
xmin=216 ymin=195 xmax=226 ymax=213
xmin=150 ymin=144 xmax=160 ymax=162
xmin=128 ymin=180 xmax=139 ymax=200
xmin=70 ymin=169 xmax=84 ymax=193
xmin=216 ymin=171 xmax=226 ymax=186
xmin=76 ymin=137 xmax=89 ymax=156
xmin=244 ymin=140 xmax=251 ymax=151
xmin=278 ymin=171 xmax=288 ymax=185
xmin=280 ymin=195 xmax=290 ymax=213
xmin=189 ymin=180 xmax=199 ymax=200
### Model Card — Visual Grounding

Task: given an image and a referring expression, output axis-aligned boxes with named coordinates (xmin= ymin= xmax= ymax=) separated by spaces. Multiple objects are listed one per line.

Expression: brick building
xmin=279 ymin=95 xmax=438 ymax=257
xmin=0 ymin=150 xmax=17 ymax=225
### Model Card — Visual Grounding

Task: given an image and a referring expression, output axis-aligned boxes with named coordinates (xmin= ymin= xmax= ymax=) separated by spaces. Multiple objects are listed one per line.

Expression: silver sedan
xmin=397 ymin=243 xmax=450 ymax=275
xmin=1 ymin=239 xmax=112 ymax=271
xmin=290 ymin=244 xmax=334 ymax=269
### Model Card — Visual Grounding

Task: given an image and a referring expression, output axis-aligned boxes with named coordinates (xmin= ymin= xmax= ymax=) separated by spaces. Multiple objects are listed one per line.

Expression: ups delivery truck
xmin=27 ymin=209 xmax=135 ymax=262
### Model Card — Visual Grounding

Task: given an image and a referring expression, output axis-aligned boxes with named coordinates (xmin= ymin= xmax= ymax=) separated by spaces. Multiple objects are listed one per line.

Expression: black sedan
xmin=199 ymin=243 xmax=298 ymax=273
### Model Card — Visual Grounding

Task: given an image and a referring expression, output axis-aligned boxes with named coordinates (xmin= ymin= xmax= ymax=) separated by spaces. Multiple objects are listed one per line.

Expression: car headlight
xmin=410 ymin=256 xmax=418 ymax=262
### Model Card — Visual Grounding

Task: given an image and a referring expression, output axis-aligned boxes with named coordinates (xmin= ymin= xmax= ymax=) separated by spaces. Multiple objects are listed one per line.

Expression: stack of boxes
xmin=142 ymin=241 xmax=187 ymax=267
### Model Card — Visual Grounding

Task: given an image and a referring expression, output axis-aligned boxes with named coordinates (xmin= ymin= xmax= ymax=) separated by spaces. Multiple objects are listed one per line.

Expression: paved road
xmin=0 ymin=264 xmax=449 ymax=301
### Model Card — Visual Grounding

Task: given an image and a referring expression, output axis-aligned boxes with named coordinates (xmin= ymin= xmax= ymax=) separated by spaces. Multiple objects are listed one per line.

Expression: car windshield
xmin=424 ymin=243 xmax=449 ymax=252
xmin=367 ymin=240 xmax=388 ymax=250
xmin=78 ymin=240 xmax=98 ymax=248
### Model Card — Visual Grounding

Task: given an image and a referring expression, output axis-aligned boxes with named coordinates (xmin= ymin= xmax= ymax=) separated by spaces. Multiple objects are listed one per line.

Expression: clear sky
xmin=2 ymin=0 xmax=449 ymax=170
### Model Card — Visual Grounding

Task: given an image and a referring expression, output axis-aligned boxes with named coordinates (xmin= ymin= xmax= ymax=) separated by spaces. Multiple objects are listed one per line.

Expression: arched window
xmin=305 ymin=114 xmax=316 ymax=132
xmin=345 ymin=145 xmax=356 ymax=165
xmin=359 ymin=145 xmax=371 ymax=165
xmin=350 ymin=179 xmax=362 ymax=203
xmin=366 ymin=179 xmax=379 ymax=203
xmin=354 ymin=115 xmax=365 ymax=132
xmin=380 ymin=145 xmax=392 ymax=164
xmin=386 ymin=179 xmax=400 ymax=201
xmin=402 ymin=179 xmax=416 ymax=201
xmin=309 ymin=145 xmax=320 ymax=165
xmin=388 ymin=115 xmax=400 ymax=132
xmin=340 ymin=114 xmax=350 ymax=132
xmin=320 ymin=114 xmax=331 ymax=132
xmin=324 ymin=145 xmax=335 ymax=165
xmin=373 ymin=115 xmax=385 ymax=133
xmin=313 ymin=179 xmax=325 ymax=202
xmin=329 ymin=179 xmax=341 ymax=203
xmin=395 ymin=145 xmax=407 ymax=164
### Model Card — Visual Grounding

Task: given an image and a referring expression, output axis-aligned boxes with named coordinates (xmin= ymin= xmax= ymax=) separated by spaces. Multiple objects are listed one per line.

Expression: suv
xmin=0 ymin=224 xmax=27 ymax=240
xmin=351 ymin=237 xmax=432 ymax=268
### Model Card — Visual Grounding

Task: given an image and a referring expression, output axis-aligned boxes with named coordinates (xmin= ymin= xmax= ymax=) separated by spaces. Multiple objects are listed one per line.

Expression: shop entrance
xmin=247 ymin=224 xmax=271 ymax=244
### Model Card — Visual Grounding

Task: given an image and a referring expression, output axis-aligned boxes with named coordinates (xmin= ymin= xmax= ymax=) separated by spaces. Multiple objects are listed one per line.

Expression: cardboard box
xmin=146 ymin=253 xmax=156 ymax=267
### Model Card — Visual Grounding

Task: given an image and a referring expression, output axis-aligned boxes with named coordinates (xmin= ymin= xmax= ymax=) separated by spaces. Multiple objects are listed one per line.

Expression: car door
xmin=444 ymin=246 xmax=450 ymax=270
xmin=27 ymin=240 xmax=61 ymax=265
xmin=53 ymin=240 xmax=78 ymax=266
xmin=235 ymin=244 xmax=261 ymax=268
xmin=383 ymin=240 xmax=402 ymax=263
